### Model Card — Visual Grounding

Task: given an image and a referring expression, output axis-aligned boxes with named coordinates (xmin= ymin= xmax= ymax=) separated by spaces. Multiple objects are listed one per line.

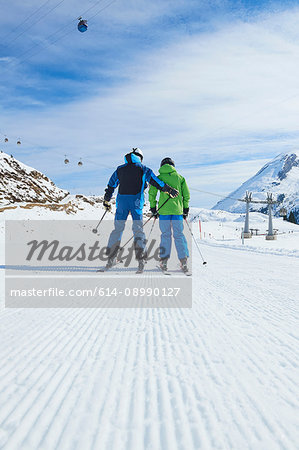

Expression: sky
xmin=1 ymin=0 xmax=299 ymax=208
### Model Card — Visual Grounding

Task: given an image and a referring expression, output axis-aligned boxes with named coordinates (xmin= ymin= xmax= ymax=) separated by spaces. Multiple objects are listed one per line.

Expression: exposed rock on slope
xmin=0 ymin=151 xmax=69 ymax=205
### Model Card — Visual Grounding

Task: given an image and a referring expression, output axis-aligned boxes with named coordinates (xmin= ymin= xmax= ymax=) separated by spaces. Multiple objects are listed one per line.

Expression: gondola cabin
xmin=78 ymin=18 xmax=88 ymax=33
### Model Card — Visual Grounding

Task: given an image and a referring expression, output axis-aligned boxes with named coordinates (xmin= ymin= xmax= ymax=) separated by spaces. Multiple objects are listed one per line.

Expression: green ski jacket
xmin=149 ymin=164 xmax=190 ymax=215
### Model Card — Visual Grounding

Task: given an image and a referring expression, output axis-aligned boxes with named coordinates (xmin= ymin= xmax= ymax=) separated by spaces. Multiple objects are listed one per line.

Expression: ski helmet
xmin=132 ymin=147 xmax=143 ymax=161
xmin=160 ymin=157 xmax=175 ymax=167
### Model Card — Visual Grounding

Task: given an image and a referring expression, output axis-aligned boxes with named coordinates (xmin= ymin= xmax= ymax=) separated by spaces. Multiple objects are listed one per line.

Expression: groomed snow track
xmin=0 ymin=243 xmax=298 ymax=449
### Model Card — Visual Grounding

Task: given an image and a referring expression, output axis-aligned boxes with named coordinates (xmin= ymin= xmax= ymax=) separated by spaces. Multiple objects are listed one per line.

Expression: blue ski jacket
xmin=104 ymin=153 xmax=165 ymax=215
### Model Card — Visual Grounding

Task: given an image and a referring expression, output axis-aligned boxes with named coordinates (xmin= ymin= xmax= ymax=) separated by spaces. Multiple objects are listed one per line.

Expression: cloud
xmin=0 ymin=57 xmax=14 ymax=62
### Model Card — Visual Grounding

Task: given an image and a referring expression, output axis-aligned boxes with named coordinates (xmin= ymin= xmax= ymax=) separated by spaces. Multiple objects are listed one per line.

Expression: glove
xmin=183 ymin=207 xmax=189 ymax=219
xmin=162 ymin=183 xmax=179 ymax=198
xmin=150 ymin=207 xmax=159 ymax=218
xmin=103 ymin=200 xmax=111 ymax=212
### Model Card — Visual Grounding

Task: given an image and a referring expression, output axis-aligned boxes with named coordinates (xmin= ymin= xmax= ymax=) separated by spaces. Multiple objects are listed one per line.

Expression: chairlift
xmin=78 ymin=159 xmax=83 ymax=167
xmin=4 ymin=137 xmax=8 ymax=143
xmin=64 ymin=155 xmax=69 ymax=164
xmin=17 ymin=139 xmax=21 ymax=145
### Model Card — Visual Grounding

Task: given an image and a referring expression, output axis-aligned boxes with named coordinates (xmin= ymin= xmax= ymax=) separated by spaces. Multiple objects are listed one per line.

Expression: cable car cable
xmin=189 ymin=187 xmax=240 ymax=202
xmin=0 ymin=0 xmax=54 ymax=45
xmin=0 ymin=0 xmax=117 ymax=77
xmin=87 ymin=0 xmax=117 ymax=21
xmin=3 ymin=0 xmax=69 ymax=49
xmin=3 ymin=0 xmax=108 ymax=51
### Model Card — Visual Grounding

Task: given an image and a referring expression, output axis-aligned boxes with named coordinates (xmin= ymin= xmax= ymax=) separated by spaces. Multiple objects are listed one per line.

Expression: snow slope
xmin=0 ymin=208 xmax=298 ymax=449
xmin=190 ymin=208 xmax=299 ymax=256
xmin=213 ymin=151 xmax=299 ymax=219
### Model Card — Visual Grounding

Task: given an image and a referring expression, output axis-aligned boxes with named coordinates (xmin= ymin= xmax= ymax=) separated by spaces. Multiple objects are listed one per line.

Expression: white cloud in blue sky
xmin=1 ymin=0 xmax=299 ymax=207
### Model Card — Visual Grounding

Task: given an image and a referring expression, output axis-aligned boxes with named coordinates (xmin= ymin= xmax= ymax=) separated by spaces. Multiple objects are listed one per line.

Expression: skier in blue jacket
xmin=102 ymin=148 xmax=179 ymax=272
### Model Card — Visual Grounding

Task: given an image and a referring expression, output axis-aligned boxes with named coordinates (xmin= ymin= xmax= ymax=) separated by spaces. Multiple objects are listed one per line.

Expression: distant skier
xmin=149 ymin=157 xmax=190 ymax=273
xmin=102 ymin=148 xmax=179 ymax=272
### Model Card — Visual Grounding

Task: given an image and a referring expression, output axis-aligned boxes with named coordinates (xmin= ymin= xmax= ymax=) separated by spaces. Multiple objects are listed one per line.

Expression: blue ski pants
xmin=159 ymin=215 xmax=189 ymax=260
xmin=107 ymin=198 xmax=146 ymax=259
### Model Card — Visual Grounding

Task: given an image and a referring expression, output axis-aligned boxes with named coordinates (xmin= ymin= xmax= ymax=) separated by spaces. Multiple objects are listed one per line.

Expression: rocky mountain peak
xmin=213 ymin=151 xmax=299 ymax=223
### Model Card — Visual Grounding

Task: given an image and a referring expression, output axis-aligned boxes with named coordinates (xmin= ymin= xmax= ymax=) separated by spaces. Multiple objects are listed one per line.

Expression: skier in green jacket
xmin=149 ymin=157 xmax=190 ymax=273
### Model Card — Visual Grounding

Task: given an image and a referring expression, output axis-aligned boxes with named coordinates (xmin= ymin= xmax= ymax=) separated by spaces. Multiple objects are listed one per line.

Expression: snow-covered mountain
xmin=0 ymin=151 xmax=69 ymax=205
xmin=213 ymin=151 xmax=299 ymax=222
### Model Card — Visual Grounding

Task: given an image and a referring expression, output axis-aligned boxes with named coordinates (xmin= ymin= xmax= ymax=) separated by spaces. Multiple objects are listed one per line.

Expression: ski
xmin=96 ymin=267 xmax=108 ymax=272
xmin=96 ymin=263 xmax=117 ymax=273
xmin=156 ymin=264 xmax=171 ymax=276
xmin=98 ymin=261 xmax=145 ymax=274
xmin=96 ymin=258 xmax=123 ymax=273
xmin=96 ymin=267 xmax=123 ymax=274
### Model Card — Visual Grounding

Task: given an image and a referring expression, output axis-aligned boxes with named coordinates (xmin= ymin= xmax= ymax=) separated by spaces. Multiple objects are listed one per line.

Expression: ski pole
xmin=184 ymin=218 xmax=207 ymax=265
xmin=144 ymin=217 xmax=157 ymax=261
xmin=147 ymin=217 xmax=157 ymax=241
xmin=92 ymin=209 xmax=108 ymax=234
xmin=118 ymin=196 xmax=171 ymax=253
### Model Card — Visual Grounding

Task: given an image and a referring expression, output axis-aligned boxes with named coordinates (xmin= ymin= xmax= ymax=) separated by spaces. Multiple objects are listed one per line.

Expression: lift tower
xmin=243 ymin=191 xmax=252 ymax=238
xmin=265 ymin=193 xmax=278 ymax=240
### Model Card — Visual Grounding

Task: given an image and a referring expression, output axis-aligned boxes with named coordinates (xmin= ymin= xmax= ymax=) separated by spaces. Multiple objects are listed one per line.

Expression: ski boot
xmin=105 ymin=256 xmax=116 ymax=270
xmin=180 ymin=257 xmax=189 ymax=273
xmin=97 ymin=255 xmax=117 ymax=272
xmin=136 ymin=259 xmax=145 ymax=274
xmin=160 ymin=258 xmax=168 ymax=272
